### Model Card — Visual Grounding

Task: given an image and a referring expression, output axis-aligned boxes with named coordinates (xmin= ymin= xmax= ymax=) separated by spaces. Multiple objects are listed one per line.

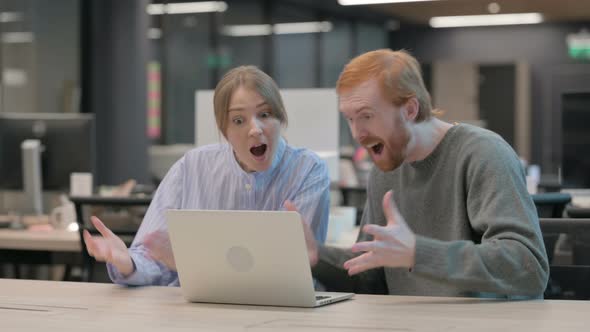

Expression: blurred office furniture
xmin=0 ymin=113 xmax=95 ymax=214
xmin=432 ymin=62 xmax=531 ymax=161
xmin=538 ymin=179 xmax=563 ymax=193
xmin=195 ymin=89 xmax=340 ymax=183
xmin=0 ymin=220 xmax=79 ymax=280
xmin=535 ymin=172 xmax=564 ymax=193
xmin=326 ymin=206 xmax=357 ymax=247
xmin=337 ymin=154 xmax=370 ymax=225
xmin=565 ymin=212 xmax=590 ymax=272
xmin=561 ymin=92 xmax=590 ymax=188
xmin=566 ymin=205 xmax=590 ymax=218
xmin=562 ymin=188 xmax=590 ymax=208
xmin=531 ymin=192 xmax=571 ymax=300
xmin=339 ymin=186 xmax=366 ymax=226
xmin=70 ymin=195 xmax=152 ymax=282
xmin=148 ymin=144 xmax=194 ymax=184
xmin=531 ymin=192 xmax=571 ymax=264
xmin=539 ymin=218 xmax=590 ymax=300
xmin=532 ymin=193 xmax=571 ymax=218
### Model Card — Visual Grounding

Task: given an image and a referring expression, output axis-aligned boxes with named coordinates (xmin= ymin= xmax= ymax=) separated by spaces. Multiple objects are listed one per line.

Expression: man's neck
xmin=405 ymin=118 xmax=454 ymax=163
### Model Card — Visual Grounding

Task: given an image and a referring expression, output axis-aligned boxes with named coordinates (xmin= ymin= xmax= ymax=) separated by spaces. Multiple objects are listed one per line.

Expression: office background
xmin=1 ymin=0 xmax=588 ymax=189
xmin=0 ymin=0 xmax=589 ymax=299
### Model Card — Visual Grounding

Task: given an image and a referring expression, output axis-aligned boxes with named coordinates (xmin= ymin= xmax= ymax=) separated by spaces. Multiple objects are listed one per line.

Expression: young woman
xmin=83 ymin=66 xmax=330 ymax=286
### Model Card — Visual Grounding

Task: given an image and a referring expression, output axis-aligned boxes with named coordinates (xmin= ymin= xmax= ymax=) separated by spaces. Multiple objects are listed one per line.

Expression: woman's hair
xmin=336 ymin=49 xmax=435 ymax=122
xmin=213 ymin=66 xmax=287 ymax=135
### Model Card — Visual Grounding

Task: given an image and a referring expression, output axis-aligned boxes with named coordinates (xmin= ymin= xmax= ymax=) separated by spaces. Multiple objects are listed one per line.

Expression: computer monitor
xmin=0 ymin=113 xmax=95 ymax=191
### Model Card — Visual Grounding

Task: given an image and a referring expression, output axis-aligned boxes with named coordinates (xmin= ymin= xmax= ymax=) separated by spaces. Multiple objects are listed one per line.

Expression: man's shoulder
xmin=451 ymin=124 xmax=523 ymax=177
xmin=454 ymin=124 xmax=503 ymax=145
xmin=453 ymin=124 xmax=515 ymax=158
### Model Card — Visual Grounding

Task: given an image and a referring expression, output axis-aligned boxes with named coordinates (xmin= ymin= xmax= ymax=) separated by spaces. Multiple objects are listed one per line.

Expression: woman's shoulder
xmin=283 ymin=144 xmax=325 ymax=167
xmin=184 ymin=143 xmax=231 ymax=161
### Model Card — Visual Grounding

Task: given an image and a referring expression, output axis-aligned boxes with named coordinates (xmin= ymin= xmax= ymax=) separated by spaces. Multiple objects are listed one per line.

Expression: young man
xmin=302 ymin=49 xmax=548 ymax=298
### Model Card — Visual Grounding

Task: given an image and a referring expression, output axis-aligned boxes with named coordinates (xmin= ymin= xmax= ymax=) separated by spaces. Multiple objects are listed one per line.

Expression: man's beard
xmin=373 ymin=124 xmax=410 ymax=172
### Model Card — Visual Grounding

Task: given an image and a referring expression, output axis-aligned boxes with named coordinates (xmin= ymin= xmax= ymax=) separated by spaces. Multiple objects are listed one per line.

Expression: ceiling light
xmin=222 ymin=21 xmax=332 ymax=37
xmin=222 ymin=24 xmax=272 ymax=37
xmin=338 ymin=0 xmax=437 ymax=5
xmin=0 ymin=12 xmax=22 ymax=23
xmin=147 ymin=1 xmax=227 ymax=15
xmin=1 ymin=32 xmax=34 ymax=43
xmin=273 ymin=21 xmax=332 ymax=34
xmin=430 ymin=13 xmax=543 ymax=28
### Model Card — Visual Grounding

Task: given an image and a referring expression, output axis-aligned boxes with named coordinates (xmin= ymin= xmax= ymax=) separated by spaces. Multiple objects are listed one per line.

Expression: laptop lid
xmin=167 ymin=209 xmax=351 ymax=307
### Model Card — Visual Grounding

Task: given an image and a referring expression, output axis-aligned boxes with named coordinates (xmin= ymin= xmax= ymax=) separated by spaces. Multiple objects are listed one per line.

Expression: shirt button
xmin=245 ymin=183 xmax=252 ymax=191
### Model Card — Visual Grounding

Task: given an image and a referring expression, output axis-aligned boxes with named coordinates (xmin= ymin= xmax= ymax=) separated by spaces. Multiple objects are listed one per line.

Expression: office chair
xmin=539 ymin=218 xmax=590 ymax=300
xmin=532 ymin=193 xmax=572 ymax=218
xmin=532 ymin=193 xmax=571 ymax=263
xmin=566 ymin=205 xmax=590 ymax=218
xmin=70 ymin=195 xmax=151 ymax=282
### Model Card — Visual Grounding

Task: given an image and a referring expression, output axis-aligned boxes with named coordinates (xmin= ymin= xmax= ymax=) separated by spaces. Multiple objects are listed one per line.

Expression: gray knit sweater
xmin=316 ymin=124 xmax=549 ymax=298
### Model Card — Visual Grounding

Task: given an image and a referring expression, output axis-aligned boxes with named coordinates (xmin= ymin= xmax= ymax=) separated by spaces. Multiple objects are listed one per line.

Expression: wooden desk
xmin=0 ymin=228 xmax=80 ymax=252
xmin=1 ymin=279 xmax=589 ymax=331
xmin=0 ymin=229 xmax=80 ymax=280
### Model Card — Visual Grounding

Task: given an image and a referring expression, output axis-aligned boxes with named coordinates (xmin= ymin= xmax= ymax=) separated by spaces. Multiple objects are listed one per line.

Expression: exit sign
xmin=567 ymin=29 xmax=590 ymax=60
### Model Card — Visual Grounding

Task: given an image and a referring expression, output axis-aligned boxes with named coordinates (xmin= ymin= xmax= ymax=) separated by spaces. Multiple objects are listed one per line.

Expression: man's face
xmin=225 ymin=86 xmax=281 ymax=172
xmin=339 ymin=79 xmax=411 ymax=172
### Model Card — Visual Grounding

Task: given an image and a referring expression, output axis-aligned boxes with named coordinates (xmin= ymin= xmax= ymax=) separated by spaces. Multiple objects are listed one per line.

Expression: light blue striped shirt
xmin=108 ymin=137 xmax=330 ymax=286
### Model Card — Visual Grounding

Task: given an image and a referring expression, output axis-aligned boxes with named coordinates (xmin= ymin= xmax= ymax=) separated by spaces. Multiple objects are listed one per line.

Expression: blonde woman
xmin=84 ymin=66 xmax=329 ymax=286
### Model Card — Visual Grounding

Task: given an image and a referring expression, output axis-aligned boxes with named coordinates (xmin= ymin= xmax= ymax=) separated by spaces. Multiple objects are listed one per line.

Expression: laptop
xmin=166 ymin=209 xmax=354 ymax=307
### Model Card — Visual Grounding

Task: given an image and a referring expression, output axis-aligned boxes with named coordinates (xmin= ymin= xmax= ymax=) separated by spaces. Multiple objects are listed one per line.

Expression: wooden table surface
xmin=0 ymin=279 xmax=588 ymax=331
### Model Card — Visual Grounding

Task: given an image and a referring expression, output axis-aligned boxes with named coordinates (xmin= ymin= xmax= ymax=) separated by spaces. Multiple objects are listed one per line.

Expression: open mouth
xmin=367 ymin=142 xmax=384 ymax=155
xmin=250 ymin=144 xmax=267 ymax=157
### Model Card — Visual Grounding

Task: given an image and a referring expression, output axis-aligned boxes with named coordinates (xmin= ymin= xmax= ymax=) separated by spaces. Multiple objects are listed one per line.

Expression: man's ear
xmin=403 ymin=97 xmax=419 ymax=122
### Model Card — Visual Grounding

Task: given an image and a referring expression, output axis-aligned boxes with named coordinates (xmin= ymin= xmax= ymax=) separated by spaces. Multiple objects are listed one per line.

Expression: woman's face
xmin=225 ymin=86 xmax=282 ymax=172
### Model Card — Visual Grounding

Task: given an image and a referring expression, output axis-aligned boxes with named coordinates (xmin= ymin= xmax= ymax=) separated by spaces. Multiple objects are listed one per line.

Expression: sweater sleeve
xmin=411 ymin=137 xmax=549 ymax=298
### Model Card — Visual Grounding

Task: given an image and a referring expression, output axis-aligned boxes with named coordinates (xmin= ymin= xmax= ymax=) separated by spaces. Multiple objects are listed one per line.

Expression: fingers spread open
xmin=83 ymin=230 xmax=94 ymax=256
xmin=382 ymin=190 xmax=406 ymax=228
xmin=90 ymin=216 xmax=115 ymax=238
xmin=362 ymin=224 xmax=391 ymax=240
xmin=351 ymin=240 xmax=377 ymax=253
xmin=343 ymin=252 xmax=381 ymax=276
